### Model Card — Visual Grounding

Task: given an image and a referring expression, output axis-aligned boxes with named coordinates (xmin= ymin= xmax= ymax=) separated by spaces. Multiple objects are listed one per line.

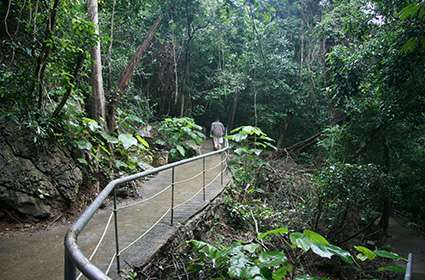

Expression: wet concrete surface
xmin=388 ymin=217 xmax=425 ymax=279
xmin=0 ymin=144 xmax=229 ymax=280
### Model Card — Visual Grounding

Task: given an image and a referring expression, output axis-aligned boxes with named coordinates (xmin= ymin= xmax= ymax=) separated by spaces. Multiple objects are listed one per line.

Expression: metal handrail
xmin=64 ymin=144 xmax=228 ymax=280
xmin=405 ymin=253 xmax=413 ymax=280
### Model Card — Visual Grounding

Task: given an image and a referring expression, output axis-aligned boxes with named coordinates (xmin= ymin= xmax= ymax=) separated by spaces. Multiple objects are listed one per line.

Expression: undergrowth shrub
xmin=62 ymin=117 xmax=151 ymax=179
xmin=313 ymin=163 xmax=391 ymax=243
xmin=157 ymin=117 xmax=205 ymax=162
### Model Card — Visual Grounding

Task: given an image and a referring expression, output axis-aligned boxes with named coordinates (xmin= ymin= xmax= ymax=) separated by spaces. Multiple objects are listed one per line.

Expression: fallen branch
xmin=4 ymin=209 xmax=23 ymax=225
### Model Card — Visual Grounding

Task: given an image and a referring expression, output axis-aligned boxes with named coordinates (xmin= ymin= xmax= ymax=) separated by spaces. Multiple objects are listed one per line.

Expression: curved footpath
xmin=0 ymin=143 xmax=230 ymax=280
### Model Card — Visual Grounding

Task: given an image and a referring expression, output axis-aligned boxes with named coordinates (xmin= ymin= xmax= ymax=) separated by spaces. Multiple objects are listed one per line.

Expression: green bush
xmin=313 ymin=163 xmax=391 ymax=242
xmin=63 ymin=117 xmax=151 ymax=176
xmin=226 ymin=126 xmax=276 ymax=187
xmin=157 ymin=117 xmax=205 ymax=162
xmin=188 ymin=227 xmax=405 ymax=280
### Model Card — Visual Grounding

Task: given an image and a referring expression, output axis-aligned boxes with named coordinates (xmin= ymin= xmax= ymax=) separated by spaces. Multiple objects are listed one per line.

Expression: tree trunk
xmin=172 ymin=33 xmax=179 ymax=104
xmin=52 ymin=53 xmax=84 ymax=117
xmin=34 ymin=0 xmax=60 ymax=109
xmin=253 ymin=88 xmax=257 ymax=130
xmin=380 ymin=136 xmax=391 ymax=236
xmin=180 ymin=94 xmax=185 ymax=117
xmin=106 ymin=15 xmax=162 ymax=131
xmin=299 ymin=23 xmax=304 ymax=80
xmin=117 ymin=15 xmax=162 ymax=91
xmin=181 ymin=1 xmax=193 ymax=118
xmin=87 ymin=0 xmax=105 ymax=121
xmin=277 ymin=113 xmax=293 ymax=148
xmin=106 ymin=0 xmax=116 ymax=91
xmin=227 ymin=90 xmax=239 ymax=130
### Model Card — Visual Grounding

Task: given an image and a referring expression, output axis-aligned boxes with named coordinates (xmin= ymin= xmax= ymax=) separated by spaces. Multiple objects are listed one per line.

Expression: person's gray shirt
xmin=211 ymin=121 xmax=225 ymax=137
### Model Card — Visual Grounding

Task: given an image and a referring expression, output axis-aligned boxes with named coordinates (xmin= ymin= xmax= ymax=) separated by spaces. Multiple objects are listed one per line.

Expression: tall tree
xmin=87 ymin=0 xmax=106 ymax=121
xmin=106 ymin=15 xmax=162 ymax=131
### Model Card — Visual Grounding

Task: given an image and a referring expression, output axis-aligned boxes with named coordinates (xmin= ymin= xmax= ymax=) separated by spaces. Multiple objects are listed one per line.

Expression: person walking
xmin=210 ymin=118 xmax=225 ymax=150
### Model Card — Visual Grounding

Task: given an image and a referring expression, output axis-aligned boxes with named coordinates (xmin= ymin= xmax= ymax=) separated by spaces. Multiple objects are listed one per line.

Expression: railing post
xmin=405 ymin=253 xmax=413 ymax=280
xmin=171 ymin=167 xmax=175 ymax=225
xmin=203 ymin=157 xmax=206 ymax=201
xmin=64 ymin=247 xmax=76 ymax=280
xmin=220 ymin=152 xmax=224 ymax=186
xmin=113 ymin=188 xmax=121 ymax=274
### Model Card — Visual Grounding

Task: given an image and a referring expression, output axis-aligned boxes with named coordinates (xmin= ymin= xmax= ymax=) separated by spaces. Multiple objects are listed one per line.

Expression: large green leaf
xmin=400 ymin=3 xmax=421 ymax=20
xmin=114 ymin=160 xmax=128 ymax=169
xmin=228 ymin=253 xmax=250 ymax=278
xmin=241 ymin=266 xmax=264 ymax=279
xmin=136 ymin=134 xmax=150 ymax=148
xmin=310 ymin=244 xmax=333 ymax=259
xmin=77 ymin=158 xmax=88 ymax=165
xmin=378 ymin=265 xmax=405 ymax=273
xmin=354 ymin=246 xmax=376 ymax=261
xmin=118 ymin=133 xmax=138 ymax=149
xmin=82 ymin=117 xmax=101 ymax=132
xmin=295 ymin=276 xmax=328 ymax=280
xmin=258 ymin=251 xmax=287 ymax=268
xmin=326 ymin=244 xmax=352 ymax=264
xmin=176 ymin=144 xmax=185 ymax=156
xmin=76 ymin=140 xmax=92 ymax=150
xmin=374 ymin=250 xmax=402 ymax=261
xmin=258 ymin=227 xmax=289 ymax=240
xmin=189 ymin=240 xmax=227 ymax=268
xmin=243 ymin=243 xmax=260 ymax=253
xmin=272 ymin=264 xmax=293 ymax=280
xmin=303 ymin=230 xmax=329 ymax=245
xmin=100 ymin=131 xmax=118 ymax=144
xmin=290 ymin=232 xmax=311 ymax=251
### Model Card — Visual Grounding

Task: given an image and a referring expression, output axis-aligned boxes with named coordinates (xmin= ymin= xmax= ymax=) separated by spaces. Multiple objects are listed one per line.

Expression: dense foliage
xmin=1 ymin=0 xmax=424 ymax=278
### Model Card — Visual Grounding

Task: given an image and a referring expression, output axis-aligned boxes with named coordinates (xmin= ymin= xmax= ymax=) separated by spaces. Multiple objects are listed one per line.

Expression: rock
xmin=116 ymin=180 xmax=144 ymax=198
xmin=183 ymin=140 xmax=202 ymax=156
xmin=138 ymin=162 xmax=154 ymax=171
xmin=152 ymin=150 xmax=169 ymax=167
xmin=0 ymin=121 xmax=83 ymax=218
xmin=139 ymin=125 xmax=153 ymax=138
xmin=35 ymin=146 xmax=82 ymax=203
xmin=0 ymin=186 xmax=51 ymax=218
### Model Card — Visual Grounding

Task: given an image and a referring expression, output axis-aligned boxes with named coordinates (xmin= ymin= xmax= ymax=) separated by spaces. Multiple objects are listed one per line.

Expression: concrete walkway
xmin=0 ymin=144 xmax=229 ymax=280
xmin=388 ymin=217 xmax=425 ymax=279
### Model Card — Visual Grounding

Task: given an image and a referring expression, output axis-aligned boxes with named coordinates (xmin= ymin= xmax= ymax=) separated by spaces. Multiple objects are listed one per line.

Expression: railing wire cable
xmin=118 ymin=207 xmax=172 ymax=255
xmin=173 ymin=163 xmax=227 ymax=209
xmin=105 ymin=253 xmax=117 ymax=276
xmin=75 ymin=211 xmax=114 ymax=280
xmin=117 ymin=184 xmax=172 ymax=210
xmin=116 ymin=155 xmax=228 ymax=254
xmin=117 ymin=153 xmax=228 ymax=210
xmin=172 ymin=154 xmax=227 ymax=185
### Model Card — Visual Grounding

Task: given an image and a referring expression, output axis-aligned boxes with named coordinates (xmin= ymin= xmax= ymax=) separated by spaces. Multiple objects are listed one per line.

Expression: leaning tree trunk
xmin=87 ymin=0 xmax=105 ymax=121
xmin=106 ymin=15 xmax=162 ymax=131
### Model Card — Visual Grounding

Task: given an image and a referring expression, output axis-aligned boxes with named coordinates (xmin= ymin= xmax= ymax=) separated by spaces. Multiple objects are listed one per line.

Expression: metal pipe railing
xmin=405 ymin=253 xmax=413 ymax=280
xmin=64 ymin=144 xmax=228 ymax=280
